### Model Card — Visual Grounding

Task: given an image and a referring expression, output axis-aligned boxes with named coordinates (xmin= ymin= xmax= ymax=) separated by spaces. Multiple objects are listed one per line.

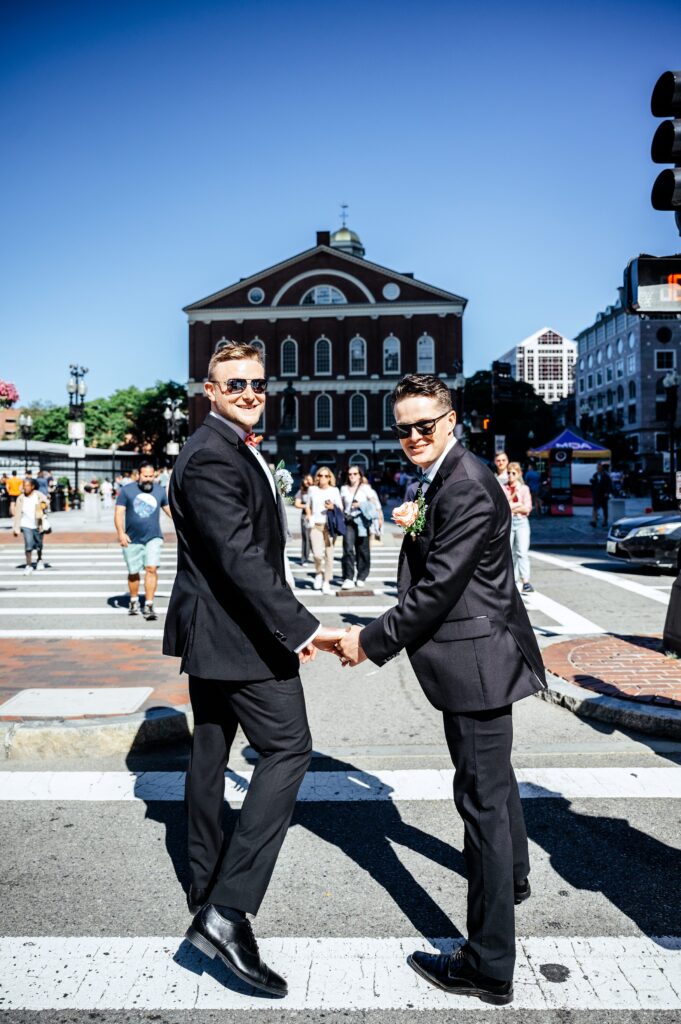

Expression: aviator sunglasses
xmin=209 ymin=378 xmax=268 ymax=394
xmin=391 ymin=410 xmax=450 ymax=439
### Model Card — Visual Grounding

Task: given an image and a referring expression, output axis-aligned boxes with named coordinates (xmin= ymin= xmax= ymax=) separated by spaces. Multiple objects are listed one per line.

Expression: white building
xmin=500 ymin=327 xmax=577 ymax=405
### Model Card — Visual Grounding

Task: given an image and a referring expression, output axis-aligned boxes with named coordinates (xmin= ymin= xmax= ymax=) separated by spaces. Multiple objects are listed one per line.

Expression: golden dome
xmin=329 ymin=225 xmax=365 ymax=257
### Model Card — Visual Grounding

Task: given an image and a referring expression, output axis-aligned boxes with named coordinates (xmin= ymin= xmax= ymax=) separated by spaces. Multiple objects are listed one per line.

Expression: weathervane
xmin=340 ymin=203 xmax=348 ymax=228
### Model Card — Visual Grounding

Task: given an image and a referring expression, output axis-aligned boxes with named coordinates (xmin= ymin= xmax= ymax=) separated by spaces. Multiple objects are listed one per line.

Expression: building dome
xmin=330 ymin=225 xmax=365 ymax=258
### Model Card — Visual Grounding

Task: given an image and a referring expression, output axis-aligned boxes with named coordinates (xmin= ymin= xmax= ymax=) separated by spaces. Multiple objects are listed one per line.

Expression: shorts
xmin=122 ymin=538 xmax=164 ymax=575
xmin=22 ymin=527 xmax=42 ymax=553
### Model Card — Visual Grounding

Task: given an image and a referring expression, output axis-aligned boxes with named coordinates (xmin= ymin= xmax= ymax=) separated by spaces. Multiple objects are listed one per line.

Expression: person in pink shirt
xmin=504 ymin=463 xmax=534 ymax=594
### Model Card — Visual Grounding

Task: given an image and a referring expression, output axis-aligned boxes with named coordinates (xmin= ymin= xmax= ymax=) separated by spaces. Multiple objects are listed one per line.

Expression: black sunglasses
xmin=209 ymin=378 xmax=268 ymax=394
xmin=391 ymin=410 xmax=450 ymax=439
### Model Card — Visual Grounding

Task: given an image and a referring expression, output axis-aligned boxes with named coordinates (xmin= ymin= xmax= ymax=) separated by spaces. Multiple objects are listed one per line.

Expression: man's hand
xmin=312 ymin=627 xmax=346 ymax=654
xmin=118 ymin=533 xmax=131 ymax=548
xmin=336 ymin=625 xmax=367 ymax=667
xmin=298 ymin=643 xmax=318 ymax=665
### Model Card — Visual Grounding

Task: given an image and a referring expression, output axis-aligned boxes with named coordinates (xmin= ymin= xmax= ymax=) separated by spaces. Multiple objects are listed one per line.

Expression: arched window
xmin=383 ymin=393 xmax=394 ymax=430
xmin=315 ymin=337 xmax=332 ymax=375
xmin=616 ymin=384 xmax=624 ymax=404
xmin=349 ymin=393 xmax=367 ymax=430
xmin=280 ymin=395 xmax=298 ymax=431
xmin=315 ymin=393 xmax=332 ymax=431
xmin=417 ymin=334 xmax=435 ymax=374
xmin=254 ymin=405 xmax=266 ymax=433
xmin=250 ymin=337 xmax=265 ymax=367
xmin=349 ymin=335 xmax=366 ymax=374
xmin=383 ymin=335 xmax=400 ymax=374
xmin=281 ymin=337 xmax=298 ymax=376
xmin=628 ymin=380 xmax=636 ymax=400
xmin=214 ymin=337 xmax=231 ymax=353
xmin=349 ymin=452 xmax=369 ymax=471
xmin=300 ymin=284 xmax=347 ymax=305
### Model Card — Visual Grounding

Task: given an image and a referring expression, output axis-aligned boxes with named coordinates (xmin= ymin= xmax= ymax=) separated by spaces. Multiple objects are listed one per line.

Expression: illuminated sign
xmin=624 ymin=255 xmax=681 ymax=315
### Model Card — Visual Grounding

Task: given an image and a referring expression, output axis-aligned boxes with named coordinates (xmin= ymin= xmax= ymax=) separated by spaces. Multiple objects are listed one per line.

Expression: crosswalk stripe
xmin=1 ymin=767 xmax=678 ymax=802
xmin=522 ymin=590 xmax=605 ymax=635
xmin=530 ymin=552 xmax=671 ymax=605
xmin=0 ymin=607 xmax=168 ymax=616
xmin=1 ymin=935 xmax=679 ymax=1009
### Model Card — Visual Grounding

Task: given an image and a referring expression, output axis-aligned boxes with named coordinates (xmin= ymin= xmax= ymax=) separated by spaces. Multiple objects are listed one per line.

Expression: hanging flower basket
xmin=0 ymin=380 xmax=19 ymax=408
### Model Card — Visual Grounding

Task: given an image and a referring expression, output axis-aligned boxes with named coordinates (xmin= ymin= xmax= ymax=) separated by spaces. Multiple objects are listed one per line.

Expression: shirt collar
xmin=209 ymin=410 xmax=248 ymax=442
xmin=421 ymin=434 xmax=457 ymax=483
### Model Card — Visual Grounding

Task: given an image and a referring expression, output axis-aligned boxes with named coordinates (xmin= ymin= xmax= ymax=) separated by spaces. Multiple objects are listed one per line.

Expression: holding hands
xmin=312 ymin=625 xmax=367 ymax=667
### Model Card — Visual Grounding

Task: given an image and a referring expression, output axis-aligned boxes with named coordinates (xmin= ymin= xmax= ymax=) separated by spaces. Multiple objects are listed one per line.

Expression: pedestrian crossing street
xmin=0 ymin=763 xmax=680 ymax=1012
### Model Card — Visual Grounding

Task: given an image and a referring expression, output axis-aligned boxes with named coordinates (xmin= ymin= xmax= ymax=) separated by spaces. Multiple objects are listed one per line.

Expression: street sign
xmin=68 ymin=442 xmax=85 ymax=460
xmin=494 ymin=434 xmax=506 ymax=453
xmin=67 ymin=420 xmax=85 ymax=441
xmin=623 ymin=254 xmax=681 ymax=314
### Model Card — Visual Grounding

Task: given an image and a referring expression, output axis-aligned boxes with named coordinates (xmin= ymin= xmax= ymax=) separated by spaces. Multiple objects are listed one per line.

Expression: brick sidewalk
xmin=543 ymin=634 xmax=681 ymax=709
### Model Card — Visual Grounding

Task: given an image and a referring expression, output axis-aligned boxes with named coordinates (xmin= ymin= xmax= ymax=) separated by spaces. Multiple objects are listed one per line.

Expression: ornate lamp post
xmin=452 ymin=371 xmax=466 ymax=439
xmin=163 ymin=398 xmax=185 ymax=466
xmin=110 ymin=443 xmax=117 ymax=483
xmin=18 ymin=413 xmax=33 ymax=473
xmin=66 ymin=365 xmax=88 ymax=506
xmin=663 ymin=369 xmax=681 ymax=496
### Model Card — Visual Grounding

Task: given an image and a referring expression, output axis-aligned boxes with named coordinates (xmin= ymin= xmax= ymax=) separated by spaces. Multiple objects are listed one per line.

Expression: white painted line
xmin=522 ymin=590 xmax=605 ymax=635
xmin=0 ymin=607 xmax=167 ymax=616
xmin=0 ymin=687 xmax=153 ymax=717
xmin=0 ymin=935 xmax=679 ymax=1010
xmin=531 ymin=551 xmax=671 ymax=605
xmin=1 ymin=767 xmax=678 ymax=802
xmin=0 ymin=629 xmax=163 ymax=639
xmin=303 ymin=605 xmax=394 ymax=614
xmin=0 ymin=592 xmax=171 ymax=599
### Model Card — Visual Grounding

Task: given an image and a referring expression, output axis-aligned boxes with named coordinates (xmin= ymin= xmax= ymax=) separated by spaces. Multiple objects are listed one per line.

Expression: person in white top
xmin=12 ymin=477 xmax=49 ymax=575
xmin=101 ymin=478 xmax=114 ymax=509
xmin=304 ymin=467 xmax=342 ymax=594
xmin=339 ymin=465 xmax=382 ymax=589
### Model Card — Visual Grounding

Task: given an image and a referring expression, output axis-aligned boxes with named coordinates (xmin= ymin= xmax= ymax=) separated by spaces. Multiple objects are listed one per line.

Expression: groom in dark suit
xmin=164 ymin=342 xmax=338 ymax=996
xmin=336 ymin=374 xmax=546 ymax=1005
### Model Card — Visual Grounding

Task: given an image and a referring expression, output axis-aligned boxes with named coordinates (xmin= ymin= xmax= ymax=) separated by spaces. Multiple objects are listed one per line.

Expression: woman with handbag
xmin=12 ymin=477 xmax=49 ymax=575
xmin=339 ymin=465 xmax=381 ymax=589
xmin=304 ymin=466 xmax=342 ymax=594
xmin=294 ymin=473 xmax=314 ymax=566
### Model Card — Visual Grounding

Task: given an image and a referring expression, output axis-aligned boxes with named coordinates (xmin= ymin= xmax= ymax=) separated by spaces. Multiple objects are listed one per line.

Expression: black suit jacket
xmin=163 ymin=415 xmax=318 ymax=681
xmin=361 ymin=443 xmax=546 ymax=713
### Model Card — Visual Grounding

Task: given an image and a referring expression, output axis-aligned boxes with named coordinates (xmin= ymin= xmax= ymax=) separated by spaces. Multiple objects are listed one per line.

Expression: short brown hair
xmin=207 ymin=342 xmax=264 ymax=380
xmin=391 ymin=374 xmax=452 ymax=412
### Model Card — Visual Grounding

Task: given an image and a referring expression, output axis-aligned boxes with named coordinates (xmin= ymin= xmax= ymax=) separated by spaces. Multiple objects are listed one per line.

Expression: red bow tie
xmin=244 ymin=433 xmax=263 ymax=448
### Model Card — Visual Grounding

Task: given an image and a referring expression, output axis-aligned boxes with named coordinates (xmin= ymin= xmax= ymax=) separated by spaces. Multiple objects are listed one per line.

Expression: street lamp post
xmin=110 ymin=443 xmax=117 ymax=484
xmin=66 ymin=364 xmax=88 ymax=506
xmin=370 ymin=433 xmax=379 ymax=474
xmin=18 ymin=413 xmax=33 ymax=473
xmin=664 ymin=369 xmax=681 ymax=498
xmin=579 ymin=402 xmax=591 ymax=436
xmin=163 ymin=398 xmax=185 ymax=466
xmin=452 ymin=371 xmax=466 ymax=439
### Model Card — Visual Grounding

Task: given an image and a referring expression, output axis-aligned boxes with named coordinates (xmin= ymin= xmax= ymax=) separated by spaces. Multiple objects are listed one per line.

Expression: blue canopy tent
xmin=527 ymin=429 xmax=610 ymax=460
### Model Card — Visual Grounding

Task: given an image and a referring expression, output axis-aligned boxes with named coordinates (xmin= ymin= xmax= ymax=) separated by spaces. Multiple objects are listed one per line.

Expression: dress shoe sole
xmin=185 ymin=925 xmax=287 ymax=998
xmin=407 ymin=955 xmax=513 ymax=1005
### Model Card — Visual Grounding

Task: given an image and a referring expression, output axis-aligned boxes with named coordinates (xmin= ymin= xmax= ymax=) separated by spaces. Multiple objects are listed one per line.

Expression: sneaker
xmin=35 ymin=560 xmax=45 ymax=572
xmin=340 ymin=579 xmax=355 ymax=590
xmin=313 ymin=574 xmax=323 ymax=591
xmin=321 ymin=582 xmax=333 ymax=595
xmin=522 ymin=582 xmax=534 ymax=593
xmin=23 ymin=565 xmax=33 ymax=576
xmin=128 ymin=599 xmax=140 ymax=616
xmin=142 ymin=603 xmax=158 ymax=621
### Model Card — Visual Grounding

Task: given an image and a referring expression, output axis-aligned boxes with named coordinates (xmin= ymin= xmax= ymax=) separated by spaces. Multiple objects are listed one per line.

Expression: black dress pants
xmin=341 ymin=520 xmax=370 ymax=582
xmin=186 ymin=674 xmax=312 ymax=916
xmin=443 ymin=704 xmax=529 ymax=982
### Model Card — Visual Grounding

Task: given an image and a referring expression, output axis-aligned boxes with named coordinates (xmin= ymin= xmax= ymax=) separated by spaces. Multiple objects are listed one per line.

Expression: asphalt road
xmin=1 ymin=538 xmax=680 ymax=1021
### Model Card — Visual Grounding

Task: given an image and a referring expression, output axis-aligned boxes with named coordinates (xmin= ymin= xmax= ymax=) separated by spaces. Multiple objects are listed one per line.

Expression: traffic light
xmin=491 ymin=361 xmax=513 ymax=404
xmin=623 ymin=254 xmax=681 ymax=314
xmin=482 ymin=417 xmax=490 ymax=430
xmin=651 ymin=70 xmax=681 ymax=230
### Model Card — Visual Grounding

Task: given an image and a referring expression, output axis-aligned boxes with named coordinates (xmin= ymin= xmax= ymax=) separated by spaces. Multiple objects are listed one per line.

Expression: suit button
xmin=274 ymin=630 xmax=287 ymax=642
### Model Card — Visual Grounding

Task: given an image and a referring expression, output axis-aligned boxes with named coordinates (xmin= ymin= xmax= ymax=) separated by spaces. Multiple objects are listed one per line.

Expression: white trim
xmin=349 ymin=392 xmax=367 ymax=431
xmin=280 ymin=336 xmax=298 ymax=376
xmin=314 ymin=336 xmax=332 ymax=376
xmin=314 ymin=392 xmax=333 ymax=432
xmin=416 ymin=332 xmax=435 ymax=373
xmin=655 ymin=349 xmax=677 ymax=371
xmin=272 ymin=269 xmax=376 ymax=306
xmin=383 ymin=392 xmax=395 ymax=429
xmin=349 ymin=334 xmax=367 ymax=375
xmin=188 ymin=376 xmax=466 ymax=397
xmin=383 ymin=334 xmax=401 ymax=374
xmin=187 ymin=302 xmax=464 ymax=323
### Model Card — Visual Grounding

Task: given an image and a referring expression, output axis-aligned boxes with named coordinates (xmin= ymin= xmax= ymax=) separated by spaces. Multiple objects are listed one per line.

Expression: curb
xmin=541 ymin=672 xmax=681 ymax=740
xmin=1 ymin=705 xmax=193 ymax=761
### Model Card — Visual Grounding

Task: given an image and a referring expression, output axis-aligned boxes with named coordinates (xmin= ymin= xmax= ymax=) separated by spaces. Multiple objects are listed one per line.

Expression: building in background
xmin=0 ymin=408 xmax=19 ymax=440
xmin=184 ymin=225 xmax=466 ymax=475
xmin=574 ymin=291 xmax=681 ymax=473
xmin=500 ymin=327 xmax=577 ymax=405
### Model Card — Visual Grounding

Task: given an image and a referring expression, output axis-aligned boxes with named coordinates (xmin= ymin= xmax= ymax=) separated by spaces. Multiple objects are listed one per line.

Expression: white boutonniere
xmin=273 ymin=460 xmax=294 ymax=501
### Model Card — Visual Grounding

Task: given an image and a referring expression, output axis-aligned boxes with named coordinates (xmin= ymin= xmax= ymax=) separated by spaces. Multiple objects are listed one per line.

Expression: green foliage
xmin=28 ymin=381 xmax=187 ymax=455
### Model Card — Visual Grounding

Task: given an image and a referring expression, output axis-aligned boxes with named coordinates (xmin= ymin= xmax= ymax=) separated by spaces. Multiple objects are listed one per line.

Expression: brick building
xmin=185 ymin=226 xmax=466 ymax=475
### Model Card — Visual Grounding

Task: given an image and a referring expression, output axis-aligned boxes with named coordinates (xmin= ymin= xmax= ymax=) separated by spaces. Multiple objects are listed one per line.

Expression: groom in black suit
xmin=164 ymin=342 xmax=338 ymax=996
xmin=336 ymin=374 xmax=546 ymax=1005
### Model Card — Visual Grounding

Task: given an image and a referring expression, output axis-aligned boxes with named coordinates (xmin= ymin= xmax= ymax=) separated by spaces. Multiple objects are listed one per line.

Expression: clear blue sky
xmin=2 ymin=0 xmax=681 ymax=406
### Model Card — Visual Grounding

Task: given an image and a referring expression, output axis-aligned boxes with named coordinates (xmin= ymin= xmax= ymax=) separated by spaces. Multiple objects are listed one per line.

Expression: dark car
xmin=607 ymin=512 xmax=681 ymax=570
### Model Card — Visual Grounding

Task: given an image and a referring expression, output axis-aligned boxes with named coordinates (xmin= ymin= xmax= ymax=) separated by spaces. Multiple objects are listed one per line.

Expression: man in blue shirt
xmin=114 ymin=461 xmax=172 ymax=620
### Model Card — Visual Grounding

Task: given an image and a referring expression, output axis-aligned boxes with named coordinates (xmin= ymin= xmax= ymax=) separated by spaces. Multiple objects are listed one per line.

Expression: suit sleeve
xmin=181 ymin=448 xmax=319 ymax=655
xmin=361 ymin=479 xmax=496 ymax=665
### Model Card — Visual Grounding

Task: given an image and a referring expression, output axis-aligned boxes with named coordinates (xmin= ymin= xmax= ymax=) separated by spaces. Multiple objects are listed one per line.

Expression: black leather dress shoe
xmin=514 ymin=878 xmax=531 ymax=905
xmin=407 ymin=947 xmax=513 ymax=1005
xmin=186 ymin=904 xmax=287 ymax=997
xmin=187 ymin=886 xmax=209 ymax=915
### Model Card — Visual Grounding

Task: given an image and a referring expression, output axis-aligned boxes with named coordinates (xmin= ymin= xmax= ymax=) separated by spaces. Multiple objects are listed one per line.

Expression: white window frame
xmin=655 ymin=349 xmax=676 ymax=371
xmin=300 ymin=284 xmax=347 ymax=306
xmin=315 ymin=393 xmax=333 ymax=432
xmin=314 ymin=336 xmax=332 ymax=376
xmin=416 ymin=333 xmax=435 ymax=374
xmin=629 ymin=433 xmax=639 ymax=453
xmin=280 ymin=395 xmax=299 ymax=431
xmin=349 ymin=335 xmax=367 ymax=375
xmin=349 ymin=392 xmax=367 ymax=431
xmin=349 ymin=452 xmax=369 ymax=471
xmin=383 ymin=335 xmax=401 ymax=374
xmin=281 ymin=336 xmax=298 ymax=376
xmin=615 ymin=359 xmax=624 ymax=378
xmin=383 ymin=393 xmax=395 ymax=429
xmin=627 ymin=354 xmax=636 ymax=374
xmin=254 ymin=405 xmax=266 ymax=433
xmin=250 ymin=336 xmax=266 ymax=368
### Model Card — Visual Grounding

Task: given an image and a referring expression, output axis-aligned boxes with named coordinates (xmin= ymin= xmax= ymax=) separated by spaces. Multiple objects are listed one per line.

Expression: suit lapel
xmin=422 ymin=441 xmax=465 ymax=508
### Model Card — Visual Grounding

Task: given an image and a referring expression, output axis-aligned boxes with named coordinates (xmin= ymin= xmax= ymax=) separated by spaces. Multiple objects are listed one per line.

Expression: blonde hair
xmin=315 ymin=465 xmax=336 ymax=486
xmin=507 ymin=462 xmax=524 ymax=483
xmin=207 ymin=342 xmax=264 ymax=380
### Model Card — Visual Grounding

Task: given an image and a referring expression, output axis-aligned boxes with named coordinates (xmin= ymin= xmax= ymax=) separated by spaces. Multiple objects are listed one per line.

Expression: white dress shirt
xmin=419 ymin=434 xmax=457 ymax=494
